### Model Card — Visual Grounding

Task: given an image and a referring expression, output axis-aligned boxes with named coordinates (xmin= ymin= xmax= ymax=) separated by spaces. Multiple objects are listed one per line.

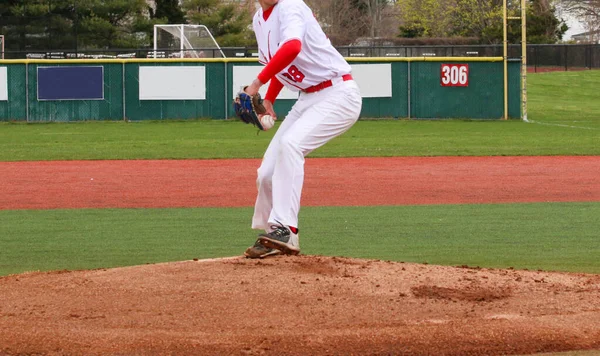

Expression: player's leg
xmin=259 ymin=81 xmax=362 ymax=254
xmin=251 ymin=106 xmax=302 ymax=231
xmin=245 ymin=106 xmax=303 ymax=259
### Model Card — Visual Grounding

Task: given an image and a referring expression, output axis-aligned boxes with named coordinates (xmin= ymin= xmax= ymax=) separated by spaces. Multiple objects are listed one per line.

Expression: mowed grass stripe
xmin=1 ymin=202 xmax=598 ymax=276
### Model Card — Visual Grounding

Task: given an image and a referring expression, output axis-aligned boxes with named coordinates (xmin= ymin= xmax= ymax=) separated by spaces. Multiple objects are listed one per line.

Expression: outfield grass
xmin=528 ymin=70 xmax=600 ymax=129
xmin=1 ymin=202 xmax=598 ymax=276
xmin=0 ymin=71 xmax=598 ymax=161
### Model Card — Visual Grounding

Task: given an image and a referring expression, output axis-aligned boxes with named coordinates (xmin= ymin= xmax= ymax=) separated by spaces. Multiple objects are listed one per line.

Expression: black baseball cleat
xmin=244 ymin=239 xmax=281 ymax=259
xmin=258 ymin=223 xmax=300 ymax=256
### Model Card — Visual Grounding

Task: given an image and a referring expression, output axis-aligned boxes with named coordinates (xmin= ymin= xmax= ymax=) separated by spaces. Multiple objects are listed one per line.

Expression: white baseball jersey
xmin=252 ymin=0 xmax=352 ymax=91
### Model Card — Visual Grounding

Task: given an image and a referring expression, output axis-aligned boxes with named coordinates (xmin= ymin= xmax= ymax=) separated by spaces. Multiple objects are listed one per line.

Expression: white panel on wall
xmin=232 ymin=66 xmax=298 ymax=100
xmin=0 ymin=67 xmax=7 ymax=101
xmin=232 ymin=64 xmax=391 ymax=99
xmin=140 ymin=66 xmax=206 ymax=100
xmin=350 ymin=64 xmax=392 ymax=98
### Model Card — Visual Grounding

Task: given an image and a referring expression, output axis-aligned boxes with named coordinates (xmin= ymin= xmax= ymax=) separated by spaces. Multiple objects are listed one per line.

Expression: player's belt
xmin=303 ymin=74 xmax=353 ymax=93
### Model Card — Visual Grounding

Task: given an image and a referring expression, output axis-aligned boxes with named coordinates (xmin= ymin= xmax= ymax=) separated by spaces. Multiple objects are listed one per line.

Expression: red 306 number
xmin=282 ymin=65 xmax=305 ymax=83
xmin=441 ymin=64 xmax=469 ymax=87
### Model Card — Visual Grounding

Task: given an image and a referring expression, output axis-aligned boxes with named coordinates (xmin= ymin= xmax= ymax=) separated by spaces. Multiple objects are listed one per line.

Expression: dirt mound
xmin=1 ymin=255 xmax=599 ymax=355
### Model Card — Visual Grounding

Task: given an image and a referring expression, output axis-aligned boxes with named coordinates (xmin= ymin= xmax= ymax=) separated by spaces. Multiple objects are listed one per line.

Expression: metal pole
xmin=122 ymin=62 xmax=126 ymax=121
xmin=26 ymin=64 xmax=29 ymax=122
xmin=180 ymin=25 xmax=184 ymax=59
xmin=534 ymin=46 xmax=538 ymax=73
xmin=153 ymin=26 xmax=157 ymax=59
xmin=407 ymin=61 xmax=411 ymax=119
xmin=224 ymin=61 xmax=228 ymax=119
xmin=587 ymin=45 xmax=591 ymax=69
xmin=521 ymin=0 xmax=528 ymax=122
xmin=73 ymin=2 xmax=78 ymax=57
xmin=48 ymin=0 xmax=52 ymax=51
xmin=503 ymin=0 xmax=508 ymax=120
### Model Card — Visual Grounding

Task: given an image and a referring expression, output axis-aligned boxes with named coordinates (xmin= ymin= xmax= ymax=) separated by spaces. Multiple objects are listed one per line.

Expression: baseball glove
xmin=233 ymin=89 xmax=267 ymax=131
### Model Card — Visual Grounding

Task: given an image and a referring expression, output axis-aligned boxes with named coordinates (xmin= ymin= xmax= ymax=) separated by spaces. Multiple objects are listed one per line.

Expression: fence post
xmin=224 ymin=61 xmax=229 ymax=119
xmin=407 ymin=61 xmax=411 ymax=119
xmin=122 ymin=62 xmax=127 ymax=121
xmin=534 ymin=46 xmax=537 ymax=73
xmin=26 ymin=63 xmax=30 ymax=122
xmin=565 ymin=45 xmax=568 ymax=71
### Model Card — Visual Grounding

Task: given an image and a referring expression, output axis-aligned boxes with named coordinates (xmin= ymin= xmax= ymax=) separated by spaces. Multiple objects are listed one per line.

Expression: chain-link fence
xmin=1 ymin=44 xmax=599 ymax=72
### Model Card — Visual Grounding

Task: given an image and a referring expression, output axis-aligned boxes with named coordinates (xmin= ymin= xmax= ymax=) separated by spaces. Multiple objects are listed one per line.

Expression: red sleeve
xmin=257 ymin=39 xmax=302 ymax=84
xmin=265 ymin=76 xmax=284 ymax=103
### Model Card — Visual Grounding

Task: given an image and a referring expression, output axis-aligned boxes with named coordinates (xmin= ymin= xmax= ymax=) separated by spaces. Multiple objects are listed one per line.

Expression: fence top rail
xmin=0 ymin=56 xmax=506 ymax=65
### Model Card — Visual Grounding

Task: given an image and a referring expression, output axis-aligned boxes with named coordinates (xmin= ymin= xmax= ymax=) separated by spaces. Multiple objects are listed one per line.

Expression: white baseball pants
xmin=252 ymin=79 xmax=362 ymax=231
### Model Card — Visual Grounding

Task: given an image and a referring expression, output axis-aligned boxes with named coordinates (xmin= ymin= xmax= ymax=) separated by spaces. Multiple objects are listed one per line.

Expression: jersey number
xmin=282 ymin=65 xmax=305 ymax=83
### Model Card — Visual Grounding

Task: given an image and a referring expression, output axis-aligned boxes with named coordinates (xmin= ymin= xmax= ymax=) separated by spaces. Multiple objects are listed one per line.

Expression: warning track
xmin=2 ymin=156 xmax=599 ymax=210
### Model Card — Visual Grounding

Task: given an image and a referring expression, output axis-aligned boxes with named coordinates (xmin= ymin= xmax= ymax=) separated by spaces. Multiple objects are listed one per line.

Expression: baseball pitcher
xmin=240 ymin=0 xmax=362 ymax=258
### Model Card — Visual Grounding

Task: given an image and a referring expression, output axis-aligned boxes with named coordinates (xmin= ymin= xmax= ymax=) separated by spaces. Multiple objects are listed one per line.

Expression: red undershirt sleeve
xmin=257 ymin=39 xmax=302 ymax=84
xmin=264 ymin=76 xmax=284 ymax=103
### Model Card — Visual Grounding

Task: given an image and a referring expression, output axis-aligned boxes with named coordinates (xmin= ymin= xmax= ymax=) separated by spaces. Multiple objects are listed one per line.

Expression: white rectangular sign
xmin=0 ymin=67 xmax=7 ymax=101
xmin=233 ymin=64 xmax=392 ymax=99
xmin=140 ymin=66 xmax=206 ymax=100
xmin=349 ymin=64 xmax=392 ymax=98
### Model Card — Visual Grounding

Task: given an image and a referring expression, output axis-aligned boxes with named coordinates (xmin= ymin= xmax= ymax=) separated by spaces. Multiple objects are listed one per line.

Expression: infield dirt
xmin=0 ymin=256 xmax=599 ymax=355
xmin=1 ymin=156 xmax=599 ymax=355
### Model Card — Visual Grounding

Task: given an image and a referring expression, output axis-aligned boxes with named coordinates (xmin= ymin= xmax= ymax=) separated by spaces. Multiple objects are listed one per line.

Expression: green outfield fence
xmin=0 ymin=58 xmax=521 ymax=121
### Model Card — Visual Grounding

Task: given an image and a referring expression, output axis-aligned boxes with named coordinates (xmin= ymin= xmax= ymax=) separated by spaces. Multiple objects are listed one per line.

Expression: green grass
xmin=1 ymin=202 xmax=598 ymax=276
xmin=528 ymin=70 xmax=600 ymax=129
xmin=0 ymin=71 xmax=599 ymax=161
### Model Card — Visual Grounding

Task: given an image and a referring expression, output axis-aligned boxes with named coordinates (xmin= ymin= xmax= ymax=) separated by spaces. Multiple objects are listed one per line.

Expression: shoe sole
xmin=243 ymin=249 xmax=282 ymax=259
xmin=258 ymin=237 xmax=300 ymax=256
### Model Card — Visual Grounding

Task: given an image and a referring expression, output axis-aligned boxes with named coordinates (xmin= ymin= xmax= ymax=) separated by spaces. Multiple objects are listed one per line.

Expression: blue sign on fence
xmin=37 ymin=66 xmax=104 ymax=101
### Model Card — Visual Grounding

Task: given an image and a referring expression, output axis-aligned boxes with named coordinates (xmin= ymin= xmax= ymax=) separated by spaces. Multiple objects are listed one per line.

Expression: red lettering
xmin=283 ymin=65 xmax=305 ymax=83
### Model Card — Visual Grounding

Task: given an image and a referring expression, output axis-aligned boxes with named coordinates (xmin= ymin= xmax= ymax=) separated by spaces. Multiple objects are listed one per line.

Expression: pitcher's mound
xmin=1 ymin=255 xmax=599 ymax=355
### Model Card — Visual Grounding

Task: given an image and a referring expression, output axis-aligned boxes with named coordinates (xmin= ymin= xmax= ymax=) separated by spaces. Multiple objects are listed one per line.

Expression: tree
xmin=306 ymin=0 xmax=369 ymax=45
xmin=557 ymin=0 xmax=600 ymax=41
xmin=396 ymin=0 xmax=455 ymax=37
xmin=151 ymin=0 xmax=187 ymax=24
xmin=182 ymin=0 xmax=255 ymax=47
xmin=522 ymin=0 xmax=568 ymax=43
xmin=449 ymin=0 xmax=504 ymax=42
xmin=75 ymin=0 xmax=157 ymax=48
xmin=0 ymin=0 xmax=77 ymax=52
xmin=396 ymin=0 xmax=567 ymax=43
xmin=353 ymin=0 xmax=396 ymax=38
xmin=0 ymin=0 xmax=160 ymax=52
xmin=304 ymin=0 xmax=399 ymax=45
xmin=558 ymin=0 xmax=600 ymax=18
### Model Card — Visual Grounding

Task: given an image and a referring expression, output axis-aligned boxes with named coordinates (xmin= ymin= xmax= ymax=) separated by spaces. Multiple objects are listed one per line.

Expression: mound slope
xmin=1 ymin=256 xmax=599 ymax=355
